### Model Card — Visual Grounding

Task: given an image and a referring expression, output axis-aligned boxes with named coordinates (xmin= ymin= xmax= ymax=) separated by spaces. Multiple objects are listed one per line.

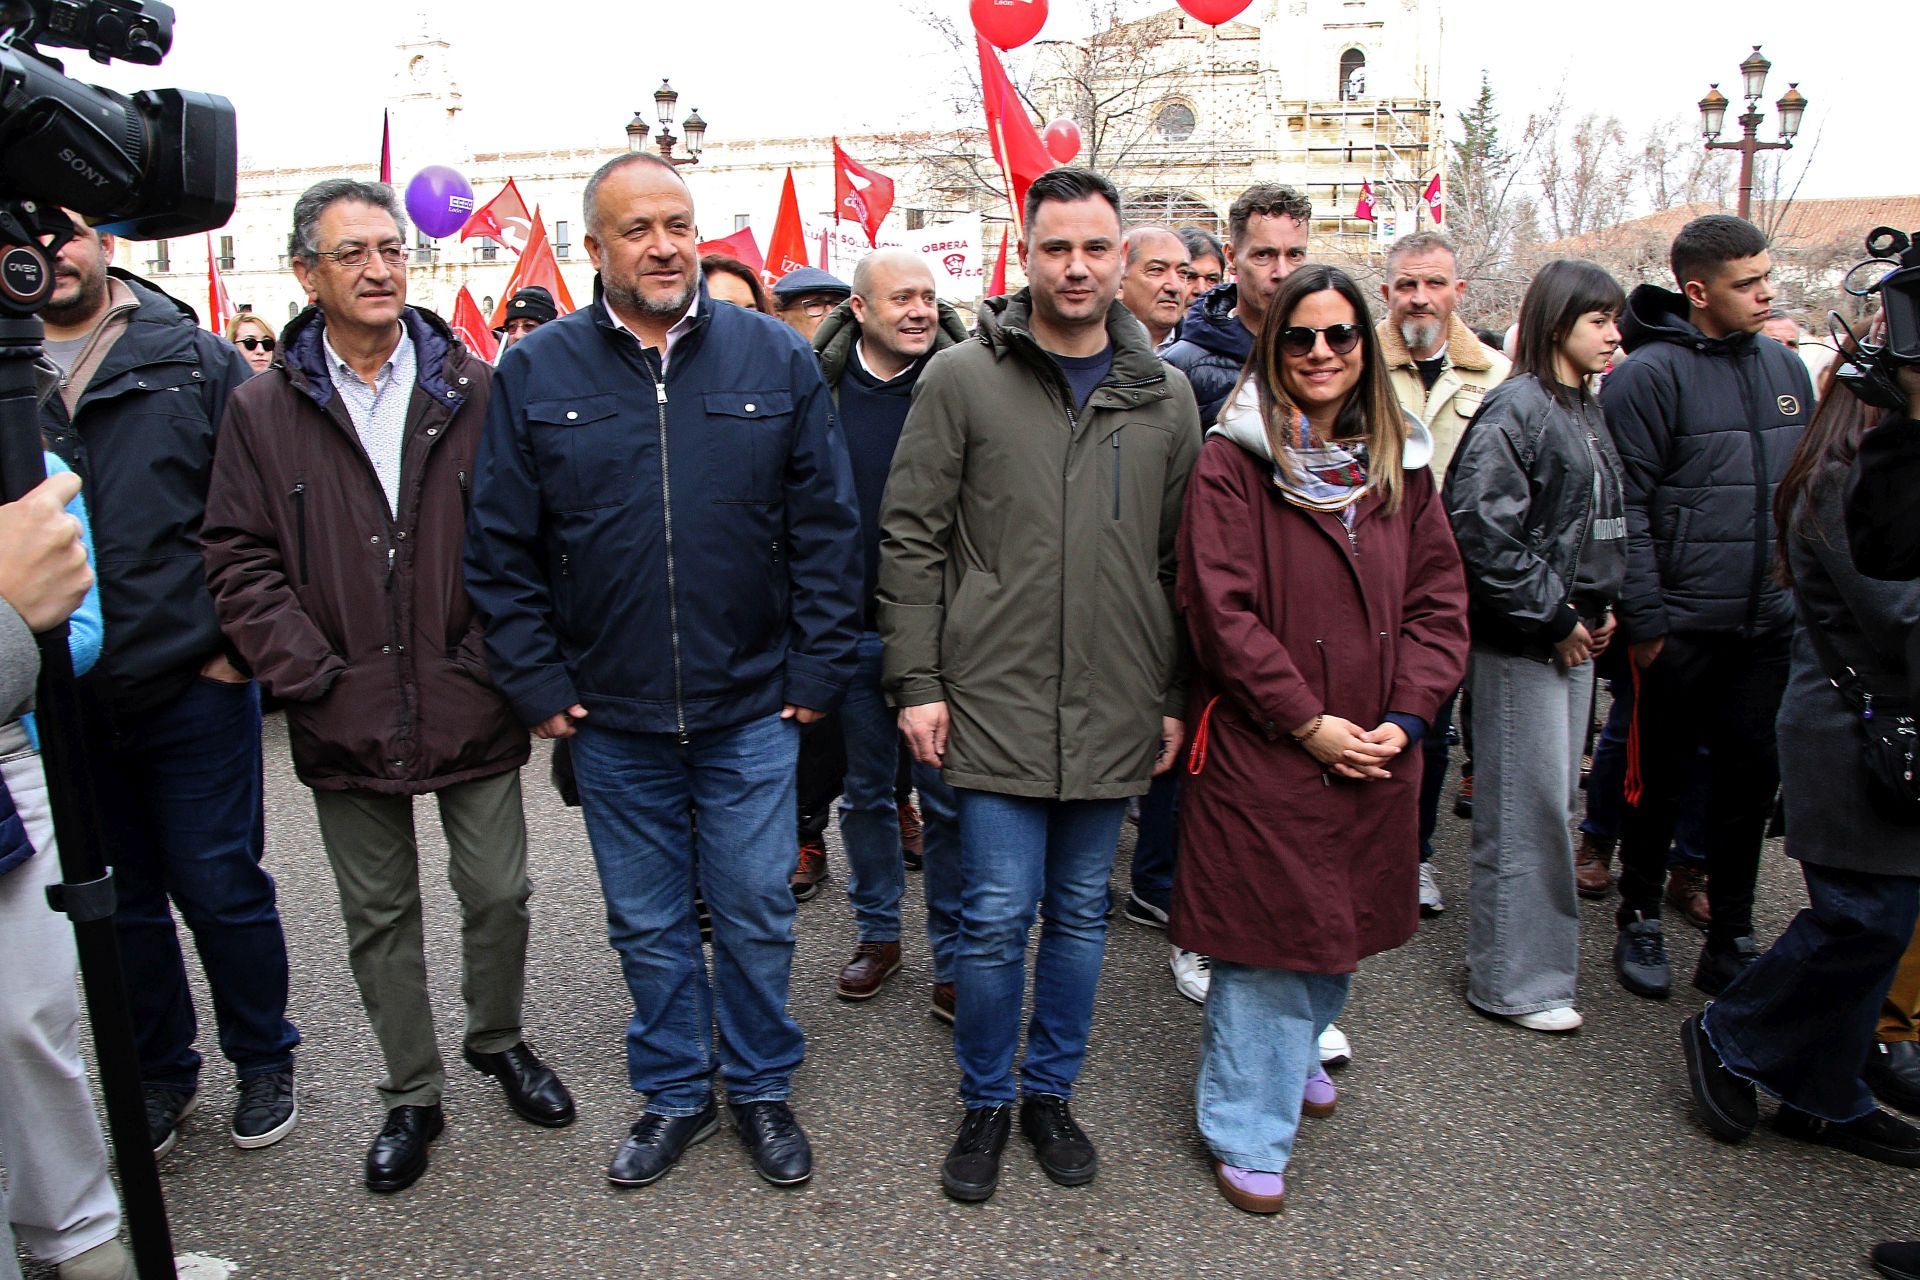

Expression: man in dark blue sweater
xmin=811 ymin=249 xmax=970 ymax=1011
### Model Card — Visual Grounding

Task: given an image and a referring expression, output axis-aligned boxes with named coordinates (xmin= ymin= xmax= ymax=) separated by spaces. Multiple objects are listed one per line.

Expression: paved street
xmin=31 ymin=713 xmax=1918 ymax=1279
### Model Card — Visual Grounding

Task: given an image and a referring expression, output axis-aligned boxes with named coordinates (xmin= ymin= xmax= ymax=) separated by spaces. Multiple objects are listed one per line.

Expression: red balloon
xmin=970 ymin=0 xmax=1048 ymax=50
xmin=1175 ymin=0 xmax=1252 ymax=24
xmin=1043 ymin=118 xmax=1082 ymax=165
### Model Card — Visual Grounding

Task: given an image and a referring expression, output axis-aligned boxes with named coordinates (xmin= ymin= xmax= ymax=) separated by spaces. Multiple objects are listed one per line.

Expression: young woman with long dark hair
xmin=1443 ymin=259 xmax=1628 ymax=1032
xmin=1171 ymin=265 xmax=1468 ymax=1213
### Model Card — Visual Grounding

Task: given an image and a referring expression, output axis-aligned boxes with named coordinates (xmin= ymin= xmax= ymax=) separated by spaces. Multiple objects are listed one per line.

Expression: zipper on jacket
xmin=457 ymin=469 xmax=470 ymax=517
xmin=290 ymin=482 xmax=310 ymax=585
xmin=1111 ymin=431 xmax=1121 ymax=519
xmin=650 ymin=375 xmax=689 ymax=745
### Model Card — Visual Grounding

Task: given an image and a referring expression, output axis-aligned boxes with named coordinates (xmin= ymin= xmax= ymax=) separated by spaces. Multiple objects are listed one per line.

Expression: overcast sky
xmin=73 ymin=0 xmax=1902 ymax=202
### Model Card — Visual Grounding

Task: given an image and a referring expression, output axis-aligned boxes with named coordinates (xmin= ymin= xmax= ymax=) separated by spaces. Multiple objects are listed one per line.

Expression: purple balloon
xmin=405 ymin=165 xmax=474 ymax=240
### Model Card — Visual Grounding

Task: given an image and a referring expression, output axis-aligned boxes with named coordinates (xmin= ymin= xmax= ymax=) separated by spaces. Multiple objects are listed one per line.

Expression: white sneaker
xmin=1170 ymin=946 xmax=1211 ymax=1004
xmin=1418 ymin=861 xmax=1445 ymax=916
xmin=1507 ymin=1006 xmax=1584 ymax=1033
xmin=1318 ymin=1023 xmax=1352 ymax=1067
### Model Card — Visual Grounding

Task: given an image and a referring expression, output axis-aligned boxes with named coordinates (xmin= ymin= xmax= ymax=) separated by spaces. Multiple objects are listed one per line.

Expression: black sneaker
xmin=1692 ymin=934 xmax=1758 ymax=998
xmin=1775 ymin=1103 xmax=1920 ymax=1168
xmin=1871 ymin=1239 xmax=1920 ymax=1280
xmin=1019 ymin=1094 xmax=1097 ymax=1186
xmin=145 ymin=1086 xmax=198 ymax=1159
xmin=941 ymin=1104 xmax=1012 ymax=1202
xmin=231 ymin=1070 xmax=298 ymax=1149
xmin=1122 ymin=891 xmax=1169 ymax=929
xmin=733 ymin=1100 xmax=812 ymax=1186
xmin=1681 ymin=1014 xmax=1755 ymax=1142
xmin=1613 ymin=914 xmax=1671 ymax=999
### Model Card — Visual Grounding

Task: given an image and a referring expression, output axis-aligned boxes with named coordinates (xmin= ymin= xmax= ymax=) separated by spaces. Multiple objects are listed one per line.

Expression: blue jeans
xmin=1198 ymin=963 xmax=1352 ymax=1172
xmin=1129 ymin=772 xmax=1179 ymax=913
xmin=837 ymin=634 xmax=906 ymax=942
xmin=916 ymin=764 xmax=962 ymax=983
xmin=952 ymin=790 xmax=1125 ymax=1106
xmin=1705 ymin=862 xmax=1920 ymax=1122
xmin=572 ymin=712 xmax=804 ymax=1114
xmin=1581 ymin=677 xmax=1708 ymax=865
xmin=1417 ymin=687 xmax=1462 ymax=861
xmin=97 ymin=676 xmax=297 ymax=1090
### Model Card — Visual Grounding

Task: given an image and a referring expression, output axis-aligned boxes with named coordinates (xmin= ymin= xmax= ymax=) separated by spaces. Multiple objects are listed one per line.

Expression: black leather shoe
xmin=1691 ymin=934 xmax=1758 ymax=998
xmin=464 ymin=1043 xmax=575 ymax=1128
xmin=1020 ymin=1094 xmax=1097 ymax=1186
xmin=733 ymin=1100 xmax=812 ymax=1186
xmin=607 ymin=1097 xmax=719 ymax=1187
xmin=365 ymin=1104 xmax=444 ymax=1193
xmin=1681 ymin=1014 xmax=1756 ymax=1142
xmin=1872 ymin=1239 xmax=1920 ymax=1280
xmin=1866 ymin=1041 xmax=1920 ymax=1116
xmin=1775 ymin=1103 xmax=1920 ymax=1167
xmin=941 ymin=1104 xmax=1012 ymax=1202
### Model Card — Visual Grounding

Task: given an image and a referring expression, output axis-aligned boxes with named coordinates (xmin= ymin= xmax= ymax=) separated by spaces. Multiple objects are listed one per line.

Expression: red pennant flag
xmin=460 ymin=177 xmax=535 ymax=255
xmin=1423 ymin=173 xmax=1444 ymax=225
xmin=976 ymin=35 xmax=1055 ymax=240
xmin=488 ymin=209 xmax=576 ymax=328
xmin=988 ymin=226 xmax=1009 ymax=297
xmin=763 ymin=168 xmax=811 ymax=285
xmin=697 ymin=227 xmax=765 ymax=277
xmin=379 ymin=110 xmax=391 ymax=184
xmin=450 ymin=285 xmax=498 ymax=363
xmin=832 ymin=139 xmax=896 ymax=248
xmin=1353 ymin=180 xmax=1376 ymax=222
xmin=204 ymin=232 xmax=235 ymax=332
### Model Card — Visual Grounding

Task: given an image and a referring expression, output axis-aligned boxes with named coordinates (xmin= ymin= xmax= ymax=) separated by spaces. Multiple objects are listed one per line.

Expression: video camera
xmin=1832 ymin=226 xmax=1920 ymax=411
xmin=0 ymin=0 xmax=234 ymax=308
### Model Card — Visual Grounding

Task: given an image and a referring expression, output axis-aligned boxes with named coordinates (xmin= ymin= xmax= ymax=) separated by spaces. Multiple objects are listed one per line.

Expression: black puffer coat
xmin=1602 ymin=284 xmax=1810 ymax=642
xmin=1160 ymin=283 xmax=1252 ymax=428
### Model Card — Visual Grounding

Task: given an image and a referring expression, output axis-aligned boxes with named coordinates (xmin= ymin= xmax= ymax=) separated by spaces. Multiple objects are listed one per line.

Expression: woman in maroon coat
xmin=1171 ymin=266 xmax=1468 ymax=1213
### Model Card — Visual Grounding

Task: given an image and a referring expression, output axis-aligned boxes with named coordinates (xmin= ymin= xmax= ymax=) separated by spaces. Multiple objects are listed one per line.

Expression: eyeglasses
xmin=1278 ymin=323 xmax=1363 ymax=358
xmin=781 ymin=296 xmax=841 ymax=318
xmin=237 ymin=336 xmax=276 ymax=352
xmin=314 ymin=243 xmax=409 ymax=269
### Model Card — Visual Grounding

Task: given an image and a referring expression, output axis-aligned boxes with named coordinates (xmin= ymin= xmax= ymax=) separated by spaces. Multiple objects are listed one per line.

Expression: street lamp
xmin=625 ymin=79 xmax=707 ymax=166
xmin=1699 ymin=45 xmax=1805 ymax=221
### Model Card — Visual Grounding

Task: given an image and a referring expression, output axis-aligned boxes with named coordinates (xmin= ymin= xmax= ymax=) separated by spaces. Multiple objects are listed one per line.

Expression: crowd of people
xmin=1 ymin=145 xmax=1919 ymax=1279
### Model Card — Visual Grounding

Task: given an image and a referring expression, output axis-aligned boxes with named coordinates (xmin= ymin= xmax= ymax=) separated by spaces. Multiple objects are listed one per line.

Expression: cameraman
xmin=0 ymin=472 xmax=131 ymax=1280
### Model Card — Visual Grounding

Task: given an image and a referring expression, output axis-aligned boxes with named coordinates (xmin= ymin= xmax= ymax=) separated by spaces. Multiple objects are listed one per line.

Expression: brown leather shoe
xmin=1575 ymin=834 xmax=1616 ymax=899
xmin=836 ymin=941 xmax=902 ymax=1000
xmin=930 ymin=981 xmax=956 ymax=1026
xmin=899 ymin=801 xmax=924 ymax=871
xmin=1666 ymin=866 xmax=1711 ymax=931
xmin=790 ymin=840 xmax=828 ymax=902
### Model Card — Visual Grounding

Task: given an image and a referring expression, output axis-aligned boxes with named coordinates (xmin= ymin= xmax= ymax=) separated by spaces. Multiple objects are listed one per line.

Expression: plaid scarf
xmin=1271 ymin=413 xmax=1371 ymax=526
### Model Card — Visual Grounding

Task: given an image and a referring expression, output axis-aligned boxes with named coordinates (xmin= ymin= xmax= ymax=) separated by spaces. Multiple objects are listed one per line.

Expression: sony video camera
xmin=0 ymin=0 xmax=235 ymax=241
xmin=1832 ymin=226 xmax=1920 ymax=411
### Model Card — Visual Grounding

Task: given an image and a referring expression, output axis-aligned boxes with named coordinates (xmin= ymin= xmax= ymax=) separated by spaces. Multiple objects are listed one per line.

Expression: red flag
xmin=450 ymin=286 xmax=498 ymax=363
xmin=832 ymin=139 xmax=896 ymax=248
xmin=988 ymin=227 xmax=1009 ymax=296
xmin=204 ymin=233 xmax=235 ymax=332
xmin=976 ymin=35 xmax=1055 ymax=239
xmin=379 ymin=110 xmax=391 ymax=184
xmin=1353 ymin=180 xmax=1376 ymax=222
xmin=488 ymin=209 xmax=576 ymax=327
xmin=697 ymin=227 xmax=765 ymax=277
xmin=1423 ymin=173 xmax=1444 ymax=225
xmin=763 ymin=168 xmax=810 ymax=285
xmin=460 ymin=178 xmax=535 ymax=255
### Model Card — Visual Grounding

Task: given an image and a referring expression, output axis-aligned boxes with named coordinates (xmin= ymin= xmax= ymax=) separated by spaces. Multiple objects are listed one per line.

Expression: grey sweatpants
xmin=0 ymin=746 xmax=122 ymax=1272
xmin=1466 ymin=649 xmax=1593 ymax=1016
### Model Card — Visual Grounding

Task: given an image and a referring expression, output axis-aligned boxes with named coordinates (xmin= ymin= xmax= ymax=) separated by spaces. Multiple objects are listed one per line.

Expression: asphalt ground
xmin=20 ymin=713 xmax=1919 ymax=1279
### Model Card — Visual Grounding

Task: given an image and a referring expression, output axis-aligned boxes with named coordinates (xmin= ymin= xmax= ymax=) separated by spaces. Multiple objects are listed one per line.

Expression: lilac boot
xmin=1302 ymin=1066 xmax=1337 ymax=1118
xmin=1215 ymin=1161 xmax=1286 ymax=1214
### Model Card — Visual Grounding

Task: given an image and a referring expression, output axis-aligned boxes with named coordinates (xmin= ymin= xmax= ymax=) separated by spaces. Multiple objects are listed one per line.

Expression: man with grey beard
xmin=1376 ymin=231 xmax=1511 ymax=918
xmin=465 ymin=152 xmax=862 ymax=1193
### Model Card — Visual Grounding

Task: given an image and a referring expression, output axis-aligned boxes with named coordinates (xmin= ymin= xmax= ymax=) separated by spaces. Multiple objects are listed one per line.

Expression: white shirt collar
xmin=322 ymin=323 xmax=410 ymax=388
xmin=853 ymin=337 xmax=913 ymax=384
xmin=603 ymin=289 xmax=700 ymax=373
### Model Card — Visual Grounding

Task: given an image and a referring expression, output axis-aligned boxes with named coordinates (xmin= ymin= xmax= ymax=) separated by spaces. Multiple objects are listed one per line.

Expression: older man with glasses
xmin=772 ymin=266 xmax=852 ymax=343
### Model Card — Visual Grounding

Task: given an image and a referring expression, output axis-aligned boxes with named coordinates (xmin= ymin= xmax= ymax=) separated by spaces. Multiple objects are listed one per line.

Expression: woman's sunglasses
xmin=1278 ymin=324 xmax=1362 ymax=358
xmin=238 ymin=336 xmax=276 ymax=353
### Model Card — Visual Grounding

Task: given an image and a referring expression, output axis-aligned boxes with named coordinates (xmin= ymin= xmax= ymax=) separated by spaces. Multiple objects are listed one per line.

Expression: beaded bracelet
xmin=1291 ymin=713 xmax=1325 ymax=743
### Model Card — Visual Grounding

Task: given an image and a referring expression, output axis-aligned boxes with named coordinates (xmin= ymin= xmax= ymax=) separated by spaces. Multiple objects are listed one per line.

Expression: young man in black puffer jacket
xmin=1602 ymin=214 xmax=1811 ymax=1001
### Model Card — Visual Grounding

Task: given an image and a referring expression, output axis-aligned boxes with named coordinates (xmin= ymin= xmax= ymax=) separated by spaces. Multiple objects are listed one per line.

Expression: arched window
xmin=1121 ymin=190 xmax=1221 ymax=236
xmin=1154 ymin=100 xmax=1197 ymax=143
xmin=287 ymin=301 xmax=298 ymax=321
xmin=1340 ymin=48 xmax=1367 ymax=101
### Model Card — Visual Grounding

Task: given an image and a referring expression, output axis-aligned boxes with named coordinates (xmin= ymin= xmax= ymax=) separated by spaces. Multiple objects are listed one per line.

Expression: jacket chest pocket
xmin=704 ymin=390 xmax=793 ymax=505
xmin=1105 ymin=420 xmax=1176 ymax=520
xmin=527 ymin=393 xmax=629 ymax=511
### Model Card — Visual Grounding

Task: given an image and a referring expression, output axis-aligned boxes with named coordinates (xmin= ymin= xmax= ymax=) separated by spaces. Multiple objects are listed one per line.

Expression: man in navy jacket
xmin=465 ymin=153 xmax=862 ymax=1191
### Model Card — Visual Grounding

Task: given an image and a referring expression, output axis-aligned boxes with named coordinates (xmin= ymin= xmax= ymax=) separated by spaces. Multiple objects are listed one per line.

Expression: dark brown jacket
xmin=202 ymin=305 xmax=528 ymax=793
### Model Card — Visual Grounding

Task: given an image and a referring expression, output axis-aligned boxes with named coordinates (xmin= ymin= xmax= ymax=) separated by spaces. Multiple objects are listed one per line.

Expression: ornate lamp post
xmin=1698 ymin=46 xmax=1806 ymax=221
xmin=625 ymin=80 xmax=707 ymax=166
